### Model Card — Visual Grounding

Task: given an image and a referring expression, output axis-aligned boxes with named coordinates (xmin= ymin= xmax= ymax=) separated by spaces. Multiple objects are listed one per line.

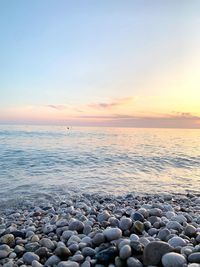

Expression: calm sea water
xmin=0 ymin=125 xmax=200 ymax=206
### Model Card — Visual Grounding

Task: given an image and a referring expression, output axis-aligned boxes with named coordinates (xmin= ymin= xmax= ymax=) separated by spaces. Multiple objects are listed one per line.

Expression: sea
xmin=0 ymin=124 xmax=200 ymax=207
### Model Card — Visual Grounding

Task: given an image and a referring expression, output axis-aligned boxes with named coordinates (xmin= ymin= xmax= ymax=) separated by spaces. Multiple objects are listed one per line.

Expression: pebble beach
xmin=1 ymin=192 xmax=200 ymax=267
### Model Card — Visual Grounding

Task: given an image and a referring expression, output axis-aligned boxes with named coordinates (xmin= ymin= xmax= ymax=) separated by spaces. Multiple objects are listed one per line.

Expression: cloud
xmin=171 ymin=111 xmax=200 ymax=119
xmin=88 ymin=97 xmax=134 ymax=110
xmin=46 ymin=105 xmax=66 ymax=110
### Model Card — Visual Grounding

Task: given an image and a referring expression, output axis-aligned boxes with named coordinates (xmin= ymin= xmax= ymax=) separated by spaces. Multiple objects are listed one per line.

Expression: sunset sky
xmin=0 ymin=0 xmax=200 ymax=128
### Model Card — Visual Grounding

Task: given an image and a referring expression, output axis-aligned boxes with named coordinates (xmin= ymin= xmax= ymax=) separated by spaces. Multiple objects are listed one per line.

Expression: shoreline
xmin=0 ymin=192 xmax=200 ymax=266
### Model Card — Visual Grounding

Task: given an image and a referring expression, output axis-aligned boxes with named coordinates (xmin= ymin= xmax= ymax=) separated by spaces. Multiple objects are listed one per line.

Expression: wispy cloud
xmin=46 ymin=105 xmax=66 ymax=110
xmin=88 ymin=97 xmax=134 ymax=110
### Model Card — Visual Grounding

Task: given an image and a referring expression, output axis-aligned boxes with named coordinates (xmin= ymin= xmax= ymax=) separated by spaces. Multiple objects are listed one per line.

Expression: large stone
xmin=143 ymin=241 xmax=173 ymax=265
xmin=55 ymin=246 xmax=71 ymax=260
xmin=103 ymin=228 xmax=122 ymax=241
xmin=23 ymin=252 xmax=40 ymax=265
xmin=119 ymin=217 xmax=132 ymax=231
xmin=0 ymin=234 xmax=15 ymax=246
xmin=188 ymin=253 xmax=200 ymax=263
xmin=0 ymin=244 xmax=11 ymax=259
xmin=168 ymin=236 xmax=187 ymax=247
xmin=127 ymin=257 xmax=143 ymax=267
xmin=119 ymin=245 xmax=131 ymax=260
xmin=68 ymin=220 xmax=84 ymax=233
xmin=45 ymin=255 xmax=61 ymax=266
xmin=162 ymin=252 xmax=187 ymax=267
xmin=40 ymin=238 xmax=55 ymax=250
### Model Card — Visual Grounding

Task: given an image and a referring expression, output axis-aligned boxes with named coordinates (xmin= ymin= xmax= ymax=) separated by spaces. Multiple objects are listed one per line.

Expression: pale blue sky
xmin=0 ymin=1 xmax=200 ymax=127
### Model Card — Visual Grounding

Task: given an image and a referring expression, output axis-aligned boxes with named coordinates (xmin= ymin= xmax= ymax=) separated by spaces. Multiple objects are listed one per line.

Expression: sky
xmin=0 ymin=0 xmax=200 ymax=128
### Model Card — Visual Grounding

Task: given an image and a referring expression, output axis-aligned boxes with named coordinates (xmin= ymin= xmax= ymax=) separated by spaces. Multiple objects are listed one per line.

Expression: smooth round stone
xmin=181 ymin=246 xmax=193 ymax=256
xmin=168 ymin=236 xmax=187 ymax=247
xmin=0 ymin=234 xmax=14 ymax=245
xmin=131 ymin=212 xmax=144 ymax=222
xmin=108 ymin=217 xmax=119 ymax=227
xmin=161 ymin=252 xmax=187 ymax=267
xmin=119 ymin=245 xmax=131 ymax=260
xmin=68 ymin=220 xmax=84 ymax=232
xmin=71 ymin=254 xmax=84 ymax=262
xmin=32 ymin=260 xmax=43 ymax=267
xmin=157 ymin=228 xmax=171 ymax=241
xmin=166 ymin=221 xmax=183 ymax=232
xmin=92 ymin=233 xmax=105 ymax=245
xmin=148 ymin=228 xmax=158 ymax=236
xmin=133 ymin=221 xmax=144 ymax=234
xmin=118 ymin=239 xmax=130 ymax=250
xmin=80 ymin=261 xmax=90 ymax=267
xmin=55 ymin=247 xmax=71 ymax=260
xmin=8 ymin=251 xmax=16 ymax=259
xmin=119 ymin=217 xmax=132 ymax=230
xmin=23 ymin=252 xmax=40 ymax=265
xmin=58 ymin=261 xmax=79 ymax=267
xmin=31 ymin=235 xmax=40 ymax=243
xmin=171 ymin=215 xmax=187 ymax=224
xmin=103 ymin=228 xmax=122 ymax=241
xmin=62 ymin=231 xmax=76 ymax=241
xmin=0 ymin=249 xmax=10 ymax=259
xmin=149 ymin=208 xmax=162 ymax=217
xmin=68 ymin=243 xmax=79 ymax=253
xmin=188 ymin=264 xmax=200 ymax=267
xmin=143 ymin=241 xmax=173 ymax=265
xmin=127 ymin=257 xmax=143 ymax=267
xmin=40 ymin=238 xmax=55 ymax=250
xmin=137 ymin=208 xmax=149 ymax=218
xmin=35 ymin=247 xmax=48 ymax=258
xmin=82 ymin=247 xmax=96 ymax=257
xmin=97 ymin=211 xmax=110 ymax=222
xmin=185 ymin=225 xmax=197 ymax=237
xmin=130 ymin=234 xmax=139 ymax=242
xmin=188 ymin=252 xmax=200 ymax=263
xmin=95 ymin=246 xmax=117 ymax=263
xmin=45 ymin=255 xmax=61 ymax=266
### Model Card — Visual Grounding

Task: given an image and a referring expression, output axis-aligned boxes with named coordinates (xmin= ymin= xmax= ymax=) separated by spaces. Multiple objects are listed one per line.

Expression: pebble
xmin=119 ymin=244 xmax=131 ymax=259
xmin=55 ymin=246 xmax=71 ymax=260
xmin=143 ymin=241 xmax=173 ymax=265
xmin=168 ymin=236 xmax=187 ymax=247
xmin=0 ymin=234 xmax=14 ymax=246
xmin=0 ymin=244 xmax=11 ymax=259
xmin=32 ymin=260 xmax=43 ymax=267
xmin=127 ymin=257 xmax=143 ymax=267
xmin=188 ymin=253 xmax=200 ymax=263
xmin=44 ymin=255 xmax=60 ymax=266
xmin=23 ymin=252 xmax=40 ymax=265
xmin=119 ymin=217 xmax=132 ymax=230
xmin=185 ymin=225 xmax=197 ymax=237
xmin=103 ymin=228 xmax=122 ymax=241
xmin=40 ymin=238 xmax=55 ymax=250
xmin=161 ymin=252 xmax=187 ymax=267
xmin=68 ymin=220 xmax=84 ymax=232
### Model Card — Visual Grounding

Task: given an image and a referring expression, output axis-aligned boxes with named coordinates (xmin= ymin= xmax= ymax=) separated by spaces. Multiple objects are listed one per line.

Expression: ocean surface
xmin=0 ymin=125 xmax=200 ymax=206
